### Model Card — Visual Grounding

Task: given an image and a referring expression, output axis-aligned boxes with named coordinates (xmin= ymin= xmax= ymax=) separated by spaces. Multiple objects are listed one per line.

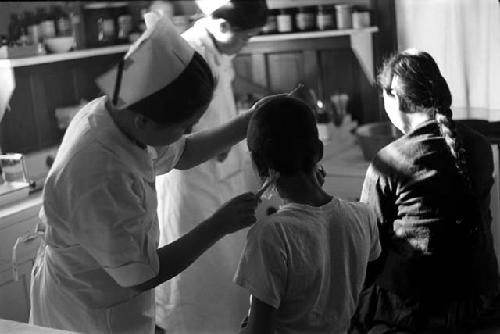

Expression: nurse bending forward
xmin=29 ymin=14 xmax=259 ymax=334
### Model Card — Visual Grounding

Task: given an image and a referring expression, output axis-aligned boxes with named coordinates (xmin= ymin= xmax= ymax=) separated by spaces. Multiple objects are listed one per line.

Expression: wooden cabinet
xmin=233 ymin=29 xmax=380 ymax=124
xmin=1 ymin=51 xmax=124 ymax=154
xmin=0 ymin=196 xmax=42 ymax=322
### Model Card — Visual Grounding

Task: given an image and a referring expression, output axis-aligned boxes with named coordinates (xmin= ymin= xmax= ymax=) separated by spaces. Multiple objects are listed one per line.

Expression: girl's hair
xmin=378 ymin=50 xmax=471 ymax=186
xmin=212 ymin=0 xmax=268 ymax=30
xmin=247 ymin=96 xmax=322 ymax=177
xmin=128 ymin=51 xmax=214 ymax=124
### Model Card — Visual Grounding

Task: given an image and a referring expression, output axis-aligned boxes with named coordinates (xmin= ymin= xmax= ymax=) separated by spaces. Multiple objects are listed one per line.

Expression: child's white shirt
xmin=234 ymin=197 xmax=381 ymax=334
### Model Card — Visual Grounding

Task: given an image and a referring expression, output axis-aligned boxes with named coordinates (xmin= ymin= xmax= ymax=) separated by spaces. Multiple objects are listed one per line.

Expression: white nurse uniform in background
xmin=154 ymin=18 xmax=251 ymax=334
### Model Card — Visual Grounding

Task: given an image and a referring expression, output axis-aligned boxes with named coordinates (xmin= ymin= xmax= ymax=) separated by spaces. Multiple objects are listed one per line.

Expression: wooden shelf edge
xmin=0 ymin=45 xmax=129 ymax=68
xmin=250 ymin=27 xmax=378 ymax=43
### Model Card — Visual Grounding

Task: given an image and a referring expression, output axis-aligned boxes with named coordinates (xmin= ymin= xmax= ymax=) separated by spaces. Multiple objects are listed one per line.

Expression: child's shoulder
xmin=327 ymin=198 xmax=377 ymax=226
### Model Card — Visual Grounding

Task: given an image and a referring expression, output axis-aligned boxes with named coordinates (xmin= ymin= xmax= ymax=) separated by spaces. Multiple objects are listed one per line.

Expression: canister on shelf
xmin=295 ymin=6 xmax=315 ymax=32
xmin=316 ymin=5 xmax=334 ymax=31
xmin=352 ymin=10 xmax=371 ymax=29
xmin=262 ymin=9 xmax=278 ymax=34
xmin=277 ymin=8 xmax=293 ymax=33
xmin=335 ymin=4 xmax=352 ymax=29
xmin=117 ymin=14 xmax=132 ymax=40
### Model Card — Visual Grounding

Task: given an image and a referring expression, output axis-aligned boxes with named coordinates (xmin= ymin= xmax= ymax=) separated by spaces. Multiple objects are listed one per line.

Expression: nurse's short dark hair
xmin=128 ymin=51 xmax=215 ymax=124
xmin=212 ymin=0 xmax=268 ymax=30
xmin=247 ymin=95 xmax=323 ymax=178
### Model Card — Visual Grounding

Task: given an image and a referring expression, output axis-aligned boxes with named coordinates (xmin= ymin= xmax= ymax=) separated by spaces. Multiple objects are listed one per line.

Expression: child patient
xmin=234 ymin=95 xmax=381 ymax=334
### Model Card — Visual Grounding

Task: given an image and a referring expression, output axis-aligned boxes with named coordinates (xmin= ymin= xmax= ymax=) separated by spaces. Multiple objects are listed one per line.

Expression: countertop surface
xmin=0 ymin=319 xmax=79 ymax=334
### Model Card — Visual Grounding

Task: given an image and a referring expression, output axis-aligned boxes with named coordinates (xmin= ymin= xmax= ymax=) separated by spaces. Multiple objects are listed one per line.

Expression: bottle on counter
xmin=0 ymin=35 xmax=8 ymax=47
xmin=57 ymin=7 xmax=72 ymax=36
xmin=8 ymin=14 xmax=22 ymax=45
xmin=22 ymin=11 xmax=37 ymax=45
xmin=69 ymin=7 xmax=84 ymax=49
xmin=18 ymin=12 xmax=30 ymax=45
xmin=295 ymin=6 xmax=315 ymax=32
xmin=117 ymin=14 xmax=132 ymax=42
xmin=277 ymin=8 xmax=293 ymax=33
xmin=316 ymin=5 xmax=334 ymax=31
xmin=49 ymin=5 xmax=61 ymax=36
xmin=39 ymin=7 xmax=56 ymax=39
xmin=261 ymin=9 xmax=278 ymax=34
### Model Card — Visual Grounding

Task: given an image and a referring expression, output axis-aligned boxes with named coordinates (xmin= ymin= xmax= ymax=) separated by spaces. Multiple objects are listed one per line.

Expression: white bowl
xmin=45 ymin=36 xmax=74 ymax=54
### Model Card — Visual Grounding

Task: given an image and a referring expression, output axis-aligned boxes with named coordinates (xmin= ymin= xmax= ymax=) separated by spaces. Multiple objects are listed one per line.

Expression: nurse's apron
xmin=20 ymin=219 xmax=156 ymax=334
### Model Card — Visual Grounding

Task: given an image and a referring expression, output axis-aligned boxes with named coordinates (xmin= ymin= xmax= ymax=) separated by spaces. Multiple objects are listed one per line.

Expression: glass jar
xmin=262 ymin=9 xmax=278 ymax=34
xmin=352 ymin=10 xmax=371 ymax=29
xmin=117 ymin=15 xmax=132 ymax=41
xmin=335 ymin=4 xmax=352 ymax=30
xmin=8 ymin=14 xmax=22 ymax=44
xmin=295 ymin=7 xmax=315 ymax=32
xmin=316 ymin=5 xmax=334 ymax=31
xmin=57 ymin=9 xmax=72 ymax=36
xmin=277 ymin=8 xmax=293 ymax=33
xmin=39 ymin=7 xmax=56 ymax=39
xmin=97 ymin=16 xmax=115 ymax=42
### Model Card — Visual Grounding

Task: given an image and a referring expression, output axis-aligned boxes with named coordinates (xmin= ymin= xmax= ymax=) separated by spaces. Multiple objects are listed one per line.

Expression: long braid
xmin=435 ymin=108 xmax=473 ymax=192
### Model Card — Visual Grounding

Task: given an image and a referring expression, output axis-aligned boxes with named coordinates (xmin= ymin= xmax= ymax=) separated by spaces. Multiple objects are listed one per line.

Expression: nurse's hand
xmin=211 ymin=192 xmax=260 ymax=235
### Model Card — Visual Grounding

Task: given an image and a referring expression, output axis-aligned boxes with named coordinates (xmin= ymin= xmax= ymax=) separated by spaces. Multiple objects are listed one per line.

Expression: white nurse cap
xmin=96 ymin=12 xmax=195 ymax=109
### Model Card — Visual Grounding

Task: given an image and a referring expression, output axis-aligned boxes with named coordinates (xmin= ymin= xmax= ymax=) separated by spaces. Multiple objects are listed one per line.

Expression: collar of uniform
xmin=89 ymin=97 xmax=156 ymax=181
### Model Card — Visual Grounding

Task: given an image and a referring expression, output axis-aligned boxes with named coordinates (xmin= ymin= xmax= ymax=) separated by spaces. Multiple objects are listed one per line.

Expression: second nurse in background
xmin=155 ymin=1 xmax=269 ymax=333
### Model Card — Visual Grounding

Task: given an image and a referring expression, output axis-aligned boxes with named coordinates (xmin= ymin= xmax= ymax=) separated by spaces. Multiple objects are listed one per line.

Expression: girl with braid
xmin=351 ymin=49 xmax=500 ymax=333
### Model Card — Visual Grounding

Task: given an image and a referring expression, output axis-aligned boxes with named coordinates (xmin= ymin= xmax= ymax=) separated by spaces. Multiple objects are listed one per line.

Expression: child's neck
xmin=277 ymin=172 xmax=332 ymax=207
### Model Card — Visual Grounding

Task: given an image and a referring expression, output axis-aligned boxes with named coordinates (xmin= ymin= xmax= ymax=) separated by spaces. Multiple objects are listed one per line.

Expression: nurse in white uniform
xmin=154 ymin=1 xmax=268 ymax=333
xmin=29 ymin=13 xmax=259 ymax=334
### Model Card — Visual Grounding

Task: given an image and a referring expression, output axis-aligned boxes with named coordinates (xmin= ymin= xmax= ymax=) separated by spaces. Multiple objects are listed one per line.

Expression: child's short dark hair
xmin=128 ymin=51 xmax=214 ymax=124
xmin=247 ymin=96 xmax=322 ymax=177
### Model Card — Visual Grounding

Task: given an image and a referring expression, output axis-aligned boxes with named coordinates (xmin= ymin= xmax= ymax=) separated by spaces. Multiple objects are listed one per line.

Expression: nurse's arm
xmin=239 ymin=296 xmax=277 ymax=334
xmin=174 ymin=110 xmax=251 ymax=170
xmin=130 ymin=215 xmax=224 ymax=292
xmin=130 ymin=192 xmax=258 ymax=292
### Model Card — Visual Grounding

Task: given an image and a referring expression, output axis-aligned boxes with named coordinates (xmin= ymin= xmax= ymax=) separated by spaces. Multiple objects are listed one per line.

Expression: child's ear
xmin=314 ymin=139 xmax=324 ymax=162
xmin=251 ymin=152 xmax=269 ymax=178
xmin=133 ymin=114 xmax=148 ymax=131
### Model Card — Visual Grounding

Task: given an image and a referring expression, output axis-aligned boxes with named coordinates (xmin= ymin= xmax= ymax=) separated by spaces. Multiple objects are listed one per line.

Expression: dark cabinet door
xmin=1 ymin=53 xmax=123 ymax=154
xmin=1 ymin=68 xmax=40 ymax=153
xmin=267 ymin=52 xmax=305 ymax=93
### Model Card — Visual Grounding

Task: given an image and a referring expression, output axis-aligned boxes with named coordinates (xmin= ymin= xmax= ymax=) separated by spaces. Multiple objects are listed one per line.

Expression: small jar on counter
xmin=295 ymin=6 xmax=315 ymax=32
xmin=261 ymin=9 xmax=278 ymax=34
xmin=316 ymin=5 xmax=334 ymax=31
xmin=277 ymin=8 xmax=293 ymax=33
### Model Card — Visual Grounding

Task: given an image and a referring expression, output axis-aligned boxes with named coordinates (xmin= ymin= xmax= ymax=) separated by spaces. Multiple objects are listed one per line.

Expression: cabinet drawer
xmin=324 ymin=175 xmax=364 ymax=201
xmin=0 ymin=216 xmax=41 ymax=272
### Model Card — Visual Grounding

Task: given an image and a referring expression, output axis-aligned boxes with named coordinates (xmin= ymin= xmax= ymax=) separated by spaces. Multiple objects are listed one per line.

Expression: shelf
xmin=251 ymin=26 xmax=378 ymax=43
xmin=267 ymin=0 xmax=371 ymax=9
xmin=0 ymin=45 xmax=129 ymax=68
xmin=0 ymin=27 xmax=378 ymax=69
